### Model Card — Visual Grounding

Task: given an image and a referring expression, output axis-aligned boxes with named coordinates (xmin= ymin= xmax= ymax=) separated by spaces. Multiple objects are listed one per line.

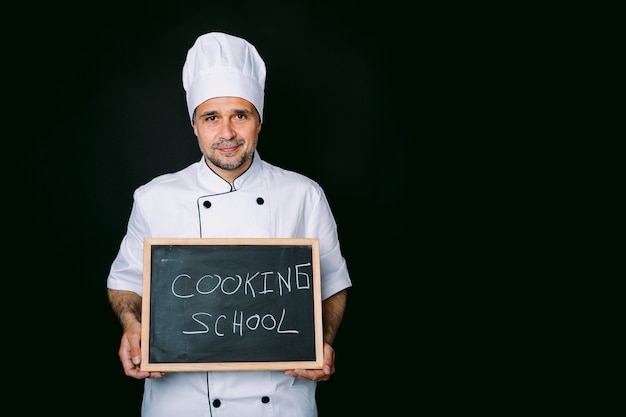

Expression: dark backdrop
xmin=18 ymin=1 xmax=417 ymax=414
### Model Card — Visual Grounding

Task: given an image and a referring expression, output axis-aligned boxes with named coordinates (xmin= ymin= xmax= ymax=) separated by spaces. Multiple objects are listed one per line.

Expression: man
xmin=107 ymin=31 xmax=352 ymax=416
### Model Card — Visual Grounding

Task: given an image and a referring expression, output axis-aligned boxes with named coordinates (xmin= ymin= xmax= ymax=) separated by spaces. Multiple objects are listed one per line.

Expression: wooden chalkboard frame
xmin=141 ymin=237 xmax=323 ymax=372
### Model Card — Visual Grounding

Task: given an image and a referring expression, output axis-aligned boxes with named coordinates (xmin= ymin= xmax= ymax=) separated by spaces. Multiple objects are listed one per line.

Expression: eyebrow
xmin=198 ymin=110 xmax=218 ymax=118
xmin=198 ymin=108 xmax=253 ymax=118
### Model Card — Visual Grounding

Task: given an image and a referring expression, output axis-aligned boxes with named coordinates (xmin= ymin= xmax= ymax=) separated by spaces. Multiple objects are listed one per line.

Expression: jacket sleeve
xmin=106 ymin=189 xmax=150 ymax=296
xmin=307 ymin=186 xmax=352 ymax=300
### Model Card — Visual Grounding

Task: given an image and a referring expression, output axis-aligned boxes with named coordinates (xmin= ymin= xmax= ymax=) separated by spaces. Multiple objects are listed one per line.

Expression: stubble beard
xmin=205 ymin=148 xmax=254 ymax=171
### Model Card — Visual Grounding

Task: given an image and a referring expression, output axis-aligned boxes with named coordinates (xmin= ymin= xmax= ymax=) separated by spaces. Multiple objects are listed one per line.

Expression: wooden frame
xmin=141 ymin=237 xmax=323 ymax=372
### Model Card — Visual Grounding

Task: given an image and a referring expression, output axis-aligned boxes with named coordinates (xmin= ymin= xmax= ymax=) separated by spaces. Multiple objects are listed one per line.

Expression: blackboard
xmin=141 ymin=238 xmax=322 ymax=372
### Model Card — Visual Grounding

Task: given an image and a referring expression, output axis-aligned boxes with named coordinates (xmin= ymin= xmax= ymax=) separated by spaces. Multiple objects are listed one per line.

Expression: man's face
xmin=193 ymin=96 xmax=262 ymax=181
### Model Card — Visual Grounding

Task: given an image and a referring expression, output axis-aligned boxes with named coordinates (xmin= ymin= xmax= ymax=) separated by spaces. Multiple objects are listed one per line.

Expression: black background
xmin=16 ymin=1 xmax=421 ymax=414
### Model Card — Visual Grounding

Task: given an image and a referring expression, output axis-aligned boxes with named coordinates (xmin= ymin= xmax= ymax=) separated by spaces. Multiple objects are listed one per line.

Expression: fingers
xmin=284 ymin=368 xmax=331 ymax=382
xmin=123 ymin=363 xmax=165 ymax=379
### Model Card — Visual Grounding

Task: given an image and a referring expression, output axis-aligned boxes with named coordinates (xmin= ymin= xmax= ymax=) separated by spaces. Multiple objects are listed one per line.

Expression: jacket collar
xmin=197 ymin=150 xmax=263 ymax=193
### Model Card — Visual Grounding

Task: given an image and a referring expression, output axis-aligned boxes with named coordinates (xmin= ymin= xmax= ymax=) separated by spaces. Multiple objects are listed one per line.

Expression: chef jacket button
xmin=212 ymin=399 xmax=221 ymax=408
xmin=256 ymin=197 xmax=264 ymax=205
xmin=261 ymin=396 xmax=270 ymax=404
xmin=203 ymin=201 xmax=211 ymax=208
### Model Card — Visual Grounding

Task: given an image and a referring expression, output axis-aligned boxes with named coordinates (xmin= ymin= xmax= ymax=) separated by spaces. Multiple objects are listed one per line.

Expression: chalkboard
xmin=141 ymin=238 xmax=322 ymax=372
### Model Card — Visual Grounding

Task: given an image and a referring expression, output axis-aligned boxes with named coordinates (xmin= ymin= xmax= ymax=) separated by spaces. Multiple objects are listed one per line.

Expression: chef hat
xmin=182 ymin=32 xmax=266 ymax=122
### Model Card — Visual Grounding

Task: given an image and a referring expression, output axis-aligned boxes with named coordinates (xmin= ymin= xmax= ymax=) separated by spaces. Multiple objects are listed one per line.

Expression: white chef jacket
xmin=107 ymin=150 xmax=352 ymax=417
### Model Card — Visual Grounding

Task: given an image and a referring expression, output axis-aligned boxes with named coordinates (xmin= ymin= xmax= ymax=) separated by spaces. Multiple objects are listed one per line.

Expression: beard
xmin=205 ymin=148 xmax=254 ymax=170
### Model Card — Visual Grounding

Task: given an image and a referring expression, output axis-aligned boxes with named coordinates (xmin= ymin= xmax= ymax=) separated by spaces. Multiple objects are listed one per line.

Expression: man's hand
xmin=285 ymin=342 xmax=335 ymax=382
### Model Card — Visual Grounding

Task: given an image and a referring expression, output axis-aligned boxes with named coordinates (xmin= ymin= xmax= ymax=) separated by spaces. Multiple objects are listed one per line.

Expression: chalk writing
xmin=163 ymin=263 xmax=312 ymax=337
xmin=170 ymin=262 xmax=312 ymax=298
xmin=182 ymin=308 xmax=299 ymax=335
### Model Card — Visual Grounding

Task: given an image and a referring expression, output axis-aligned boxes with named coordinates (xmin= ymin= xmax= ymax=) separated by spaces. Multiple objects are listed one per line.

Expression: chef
xmin=106 ymin=32 xmax=352 ymax=416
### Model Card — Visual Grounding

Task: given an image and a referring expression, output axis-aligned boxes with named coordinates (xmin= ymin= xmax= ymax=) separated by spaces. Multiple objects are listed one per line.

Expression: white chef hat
xmin=182 ymin=32 xmax=266 ymax=122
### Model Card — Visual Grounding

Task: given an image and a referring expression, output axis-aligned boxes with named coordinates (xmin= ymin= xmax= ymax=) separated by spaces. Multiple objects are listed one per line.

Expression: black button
xmin=203 ymin=201 xmax=211 ymax=208
xmin=261 ymin=396 xmax=270 ymax=404
xmin=256 ymin=197 xmax=264 ymax=205
xmin=212 ymin=399 xmax=221 ymax=408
